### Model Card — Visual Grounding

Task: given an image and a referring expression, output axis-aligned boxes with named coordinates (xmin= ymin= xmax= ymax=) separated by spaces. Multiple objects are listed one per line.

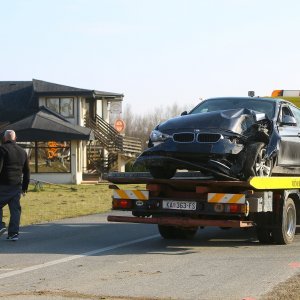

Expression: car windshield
xmin=190 ymin=98 xmax=276 ymax=119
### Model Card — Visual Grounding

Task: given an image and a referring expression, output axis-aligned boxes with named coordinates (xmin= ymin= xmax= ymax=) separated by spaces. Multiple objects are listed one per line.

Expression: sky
xmin=1 ymin=0 xmax=300 ymax=114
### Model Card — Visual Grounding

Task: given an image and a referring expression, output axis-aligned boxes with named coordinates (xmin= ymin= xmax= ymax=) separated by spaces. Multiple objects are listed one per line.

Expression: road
xmin=0 ymin=212 xmax=299 ymax=300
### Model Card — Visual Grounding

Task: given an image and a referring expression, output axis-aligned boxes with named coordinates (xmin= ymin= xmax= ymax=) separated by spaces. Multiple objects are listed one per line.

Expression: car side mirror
xmin=181 ymin=111 xmax=188 ymax=116
xmin=281 ymin=115 xmax=297 ymax=126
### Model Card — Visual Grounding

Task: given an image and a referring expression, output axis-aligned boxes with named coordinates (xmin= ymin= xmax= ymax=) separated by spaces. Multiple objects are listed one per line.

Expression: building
xmin=0 ymin=79 xmax=141 ymax=184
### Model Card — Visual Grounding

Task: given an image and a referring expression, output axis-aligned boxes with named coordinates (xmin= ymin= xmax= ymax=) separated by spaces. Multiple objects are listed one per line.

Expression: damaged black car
xmin=134 ymin=97 xmax=300 ymax=180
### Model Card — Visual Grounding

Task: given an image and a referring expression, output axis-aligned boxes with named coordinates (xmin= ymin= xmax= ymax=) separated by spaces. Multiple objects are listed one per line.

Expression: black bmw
xmin=135 ymin=97 xmax=300 ymax=180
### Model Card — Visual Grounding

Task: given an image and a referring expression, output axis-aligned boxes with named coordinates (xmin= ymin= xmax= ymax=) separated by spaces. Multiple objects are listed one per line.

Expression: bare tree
xmin=123 ymin=102 xmax=194 ymax=150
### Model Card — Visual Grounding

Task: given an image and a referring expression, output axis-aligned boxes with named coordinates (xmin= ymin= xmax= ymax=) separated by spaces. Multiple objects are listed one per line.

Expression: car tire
xmin=272 ymin=198 xmax=297 ymax=244
xmin=149 ymin=167 xmax=176 ymax=179
xmin=158 ymin=225 xmax=198 ymax=239
xmin=242 ymin=142 xmax=273 ymax=178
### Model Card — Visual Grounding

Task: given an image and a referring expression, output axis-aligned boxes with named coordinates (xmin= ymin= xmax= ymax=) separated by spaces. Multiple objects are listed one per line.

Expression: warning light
xmin=271 ymin=90 xmax=283 ymax=97
xmin=248 ymin=91 xmax=255 ymax=97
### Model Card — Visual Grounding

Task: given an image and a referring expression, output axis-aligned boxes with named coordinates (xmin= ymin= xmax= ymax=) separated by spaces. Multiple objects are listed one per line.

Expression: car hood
xmin=158 ymin=108 xmax=267 ymax=135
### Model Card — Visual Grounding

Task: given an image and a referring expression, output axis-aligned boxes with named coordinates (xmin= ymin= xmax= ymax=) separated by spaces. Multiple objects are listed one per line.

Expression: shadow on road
xmin=1 ymin=219 xmax=293 ymax=256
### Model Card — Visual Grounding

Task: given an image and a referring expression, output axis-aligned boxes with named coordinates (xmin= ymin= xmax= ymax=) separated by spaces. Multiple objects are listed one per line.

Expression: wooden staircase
xmin=85 ymin=115 xmax=123 ymax=152
xmin=84 ymin=114 xmax=141 ymax=174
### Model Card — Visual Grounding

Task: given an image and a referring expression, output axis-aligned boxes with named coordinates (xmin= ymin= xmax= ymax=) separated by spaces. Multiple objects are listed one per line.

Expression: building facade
xmin=0 ymin=79 xmax=141 ymax=184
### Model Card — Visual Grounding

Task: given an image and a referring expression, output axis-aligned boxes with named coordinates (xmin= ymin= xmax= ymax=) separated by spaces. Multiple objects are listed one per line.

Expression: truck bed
xmin=106 ymin=171 xmax=251 ymax=189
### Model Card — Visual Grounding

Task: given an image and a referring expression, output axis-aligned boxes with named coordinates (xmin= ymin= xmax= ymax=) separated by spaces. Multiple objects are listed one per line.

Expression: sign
xmin=114 ymin=119 xmax=126 ymax=133
xmin=110 ymin=102 xmax=122 ymax=113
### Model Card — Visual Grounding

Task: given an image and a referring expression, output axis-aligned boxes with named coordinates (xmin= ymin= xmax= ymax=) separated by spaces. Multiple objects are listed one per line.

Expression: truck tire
xmin=272 ymin=198 xmax=296 ymax=244
xmin=158 ymin=225 xmax=198 ymax=239
xmin=149 ymin=167 xmax=176 ymax=179
xmin=256 ymin=227 xmax=273 ymax=244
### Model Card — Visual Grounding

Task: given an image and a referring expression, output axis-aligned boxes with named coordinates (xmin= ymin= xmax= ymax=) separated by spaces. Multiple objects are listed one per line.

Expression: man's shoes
xmin=6 ymin=233 xmax=19 ymax=241
xmin=0 ymin=227 xmax=6 ymax=237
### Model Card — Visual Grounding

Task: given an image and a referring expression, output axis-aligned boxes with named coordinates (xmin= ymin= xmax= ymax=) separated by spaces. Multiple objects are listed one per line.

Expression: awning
xmin=0 ymin=106 xmax=94 ymax=141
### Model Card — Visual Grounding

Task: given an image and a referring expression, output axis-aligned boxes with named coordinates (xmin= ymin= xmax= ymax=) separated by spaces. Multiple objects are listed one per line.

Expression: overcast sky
xmin=1 ymin=0 xmax=300 ymax=114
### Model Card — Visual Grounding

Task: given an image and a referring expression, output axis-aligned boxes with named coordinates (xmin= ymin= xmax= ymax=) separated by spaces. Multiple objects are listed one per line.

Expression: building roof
xmin=32 ymin=79 xmax=123 ymax=99
xmin=0 ymin=81 xmax=35 ymax=122
xmin=0 ymin=79 xmax=123 ymax=123
xmin=0 ymin=106 xmax=94 ymax=141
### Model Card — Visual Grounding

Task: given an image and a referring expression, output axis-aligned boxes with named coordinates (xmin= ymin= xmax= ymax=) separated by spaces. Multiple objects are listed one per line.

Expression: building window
xmin=46 ymin=97 xmax=74 ymax=118
xmin=18 ymin=141 xmax=71 ymax=173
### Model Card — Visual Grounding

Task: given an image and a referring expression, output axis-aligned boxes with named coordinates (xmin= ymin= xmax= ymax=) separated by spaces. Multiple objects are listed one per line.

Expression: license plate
xmin=162 ymin=200 xmax=197 ymax=211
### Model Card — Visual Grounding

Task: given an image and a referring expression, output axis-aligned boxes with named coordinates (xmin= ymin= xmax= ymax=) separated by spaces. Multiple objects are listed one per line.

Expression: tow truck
xmin=107 ymin=172 xmax=299 ymax=244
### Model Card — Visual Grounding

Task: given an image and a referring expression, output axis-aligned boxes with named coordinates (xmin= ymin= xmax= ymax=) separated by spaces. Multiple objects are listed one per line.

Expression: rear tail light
xmin=228 ymin=204 xmax=240 ymax=213
xmin=214 ymin=203 xmax=248 ymax=215
xmin=225 ymin=204 xmax=245 ymax=214
xmin=113 ymin=199 xmax=132 ymax=209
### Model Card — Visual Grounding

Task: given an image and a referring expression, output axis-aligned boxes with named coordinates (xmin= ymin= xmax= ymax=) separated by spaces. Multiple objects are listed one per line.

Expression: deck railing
xmin=85 ymin=115 xmax=122 ymax=152
xmin=85 ymin=114 xmax=142 ymax=155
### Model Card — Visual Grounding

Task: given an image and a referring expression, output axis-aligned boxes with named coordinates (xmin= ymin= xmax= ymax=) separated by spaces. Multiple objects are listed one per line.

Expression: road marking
xmin=288 ymin=262 xmax=300 ymax=269
xmin=0 ymin=234 xmax=159 ymax=279
xmin=117 ymin=261 xmax=128 ymax=264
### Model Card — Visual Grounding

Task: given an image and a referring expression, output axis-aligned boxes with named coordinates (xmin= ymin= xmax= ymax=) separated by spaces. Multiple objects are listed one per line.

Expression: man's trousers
xmin=0 ymin=185 xmax=22 ymax=235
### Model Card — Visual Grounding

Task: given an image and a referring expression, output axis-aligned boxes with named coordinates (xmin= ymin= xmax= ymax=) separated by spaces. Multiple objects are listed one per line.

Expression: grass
xmin=2 ymin=183 xmax=144 ymax=226
xmin=261 ymin=273 xmax=300 ymax=300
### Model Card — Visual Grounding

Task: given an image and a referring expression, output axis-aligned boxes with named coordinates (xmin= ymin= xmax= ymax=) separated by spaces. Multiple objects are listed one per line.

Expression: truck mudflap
xmin=107 ymin=215 xmax=254 ymax=228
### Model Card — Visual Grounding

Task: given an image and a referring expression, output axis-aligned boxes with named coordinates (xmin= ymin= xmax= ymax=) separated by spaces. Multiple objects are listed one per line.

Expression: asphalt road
xmin=0 ymin=212 xmax=300 ymax=300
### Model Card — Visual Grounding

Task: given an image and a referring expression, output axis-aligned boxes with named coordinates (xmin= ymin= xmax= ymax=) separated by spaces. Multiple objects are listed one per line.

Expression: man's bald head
xmin=4 ymin=130 xmax=16 ymax=142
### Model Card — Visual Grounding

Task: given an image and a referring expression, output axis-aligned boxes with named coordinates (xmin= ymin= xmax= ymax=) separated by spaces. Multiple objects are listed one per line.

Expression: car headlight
xmin=150 ymin=130 xmax=170 ymax=142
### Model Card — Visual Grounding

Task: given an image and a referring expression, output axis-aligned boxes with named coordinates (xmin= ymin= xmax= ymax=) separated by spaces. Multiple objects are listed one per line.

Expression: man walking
xmin=0 ymin=130 xmax=30 ymax=241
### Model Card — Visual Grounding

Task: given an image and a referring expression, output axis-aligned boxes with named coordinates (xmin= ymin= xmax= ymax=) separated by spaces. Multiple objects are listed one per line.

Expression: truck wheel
xmin=272 ymin=198 xmax=297 ymax=244
xmin=158 ymin=225 xmax=198 ymax=239
xmin=242 ymin=142 xmax=273 ymax=179
xmin=256 ymin=227 xmax=273 ymax=244
xmin=149 ymin=167 xmax=176 ymax=179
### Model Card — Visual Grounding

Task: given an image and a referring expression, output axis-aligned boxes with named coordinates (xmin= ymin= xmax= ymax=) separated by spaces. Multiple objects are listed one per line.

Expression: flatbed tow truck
xmin=107 ymin=172 xmax=300 ymax=244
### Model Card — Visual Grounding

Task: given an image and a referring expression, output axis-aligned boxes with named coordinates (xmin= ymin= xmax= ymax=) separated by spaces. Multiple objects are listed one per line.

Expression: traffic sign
xmin=114 ymin=119 xmax=126 ymax=133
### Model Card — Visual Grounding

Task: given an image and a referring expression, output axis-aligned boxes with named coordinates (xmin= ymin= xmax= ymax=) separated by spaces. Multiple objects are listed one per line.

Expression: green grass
xmin=270 ymin=96 xmax=300 ymax=108
xmin=2 ymin=183 xmax=144 ymax=226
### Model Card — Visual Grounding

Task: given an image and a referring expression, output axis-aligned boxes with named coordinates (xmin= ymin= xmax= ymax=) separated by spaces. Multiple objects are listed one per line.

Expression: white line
xmin=0 ymin=234 xmax=159 ymax=279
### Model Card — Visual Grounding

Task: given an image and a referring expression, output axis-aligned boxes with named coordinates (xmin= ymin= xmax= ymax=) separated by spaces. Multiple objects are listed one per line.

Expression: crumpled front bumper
xmin=145 ymin=137 xmax=244 ymax=156
xmin=134 ymin=155 xmax=239 ymax=180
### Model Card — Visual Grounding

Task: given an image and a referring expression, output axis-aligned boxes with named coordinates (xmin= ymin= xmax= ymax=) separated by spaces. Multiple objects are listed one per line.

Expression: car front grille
xmin=173 ymin=133 xmax=195 ymax=143
xmin=172 ymin=132 xmax=222 ymax=143
xmin=197 ymin=133 xmax=221 ymax=143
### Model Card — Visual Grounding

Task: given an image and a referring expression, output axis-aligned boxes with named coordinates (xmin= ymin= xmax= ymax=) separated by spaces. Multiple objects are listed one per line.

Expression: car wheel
xmin=149 ymin=167 xmax=176 ymax=179
xmin=158 ymin=225 xmax=198 ymax=239
xmin=272 ymin=198 xmax=297 ymax=244
xmin=243 ymin=142 xmax=273 ymax=178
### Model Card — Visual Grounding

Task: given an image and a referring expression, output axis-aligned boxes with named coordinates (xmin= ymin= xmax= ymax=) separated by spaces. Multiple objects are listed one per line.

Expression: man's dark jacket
xmin=0 ymin=141 xmax=30 ymax=192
